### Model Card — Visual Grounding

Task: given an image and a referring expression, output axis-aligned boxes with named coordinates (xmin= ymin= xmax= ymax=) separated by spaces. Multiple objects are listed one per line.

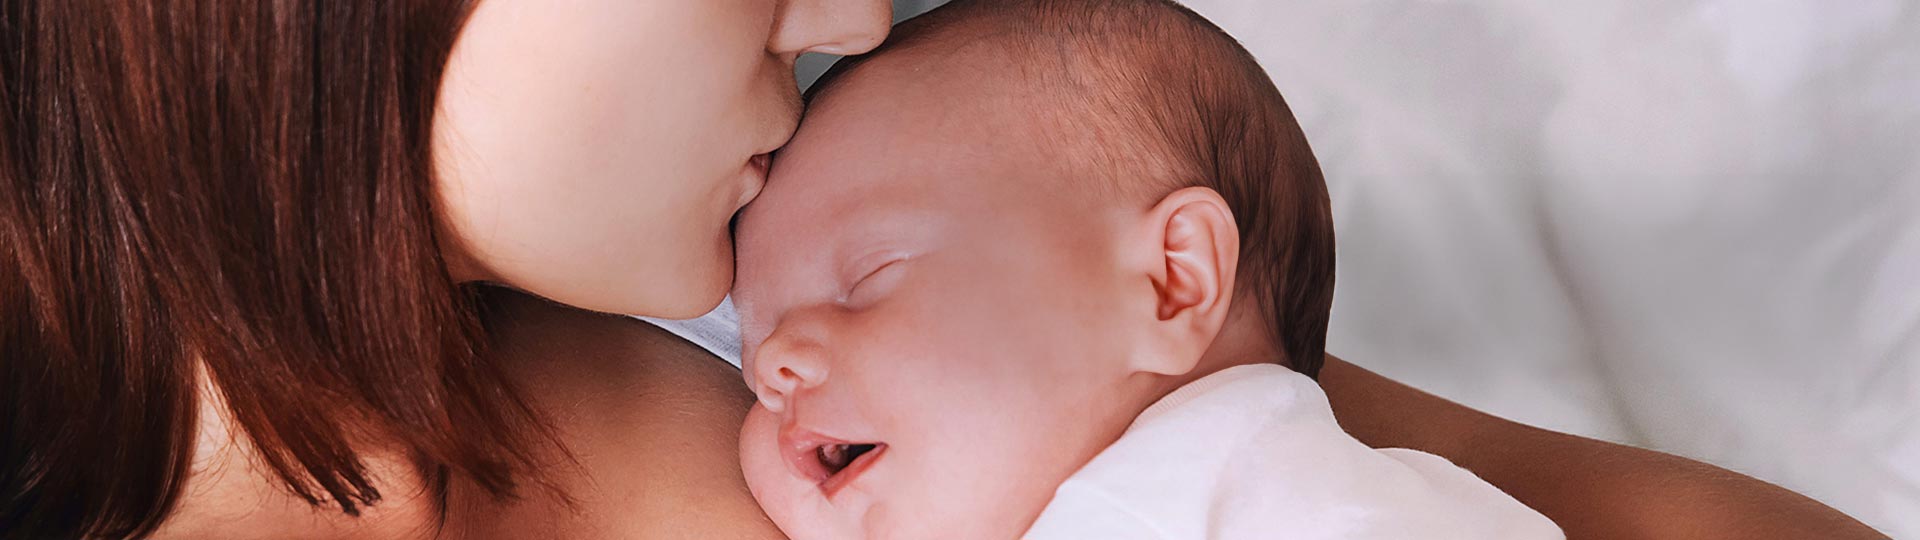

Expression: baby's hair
xmin=811 ymin=0 xmax=1335 ymax=377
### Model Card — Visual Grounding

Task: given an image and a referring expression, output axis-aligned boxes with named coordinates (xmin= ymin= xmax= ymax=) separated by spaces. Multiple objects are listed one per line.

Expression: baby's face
xmin=732 ymin=60 xmax=1152 ymax=539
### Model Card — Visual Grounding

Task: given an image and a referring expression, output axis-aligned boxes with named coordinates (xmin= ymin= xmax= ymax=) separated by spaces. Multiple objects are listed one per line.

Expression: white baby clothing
xmin=1024 ymin=364 xmax=1564 ymax=540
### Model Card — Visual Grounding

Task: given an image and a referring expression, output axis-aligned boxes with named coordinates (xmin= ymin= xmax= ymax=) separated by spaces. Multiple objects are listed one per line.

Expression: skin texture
xmin=434 ymin=0 xmax=889 ymax=318
xmin=152 ymin=1 xmax=892 ymax=537
xmin=732 ymin=47 xmax=1247 ymax=539
xmin=151 ymin=378 xmax=443 ymax=540
xmin=442 ymin=289 xmax=786 ymax=540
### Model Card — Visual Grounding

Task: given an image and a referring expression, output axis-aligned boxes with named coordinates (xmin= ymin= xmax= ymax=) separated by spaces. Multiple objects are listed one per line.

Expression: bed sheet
xmin=1172 ymin=0 xmax=1920 ymax=534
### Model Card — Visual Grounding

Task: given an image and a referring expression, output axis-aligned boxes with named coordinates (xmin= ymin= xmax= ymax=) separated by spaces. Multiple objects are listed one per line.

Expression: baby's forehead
xmin=816 ymin=24 xmax=1206 ymax=201
xmin=780 ymin=61 xmax=1065 ymax=189
xmin=813 ymin=48 xmax=1040 ymax=135
xmin=742 ymin=18 xmax=1199 ymax=255
xmin=741 ymin=81 xmax=1113 ymax=265
xmin=743 ymin=75 xmax=1026 ymax=234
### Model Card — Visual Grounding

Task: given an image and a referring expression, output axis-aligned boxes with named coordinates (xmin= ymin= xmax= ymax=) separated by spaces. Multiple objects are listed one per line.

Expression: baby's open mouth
xmin=777 ymin=423 xmax=888 ymax=497
xmin=817 ymin=442 xmax=879 ymax=474
xmin=815 ymin=441 xmax=886 ymax=497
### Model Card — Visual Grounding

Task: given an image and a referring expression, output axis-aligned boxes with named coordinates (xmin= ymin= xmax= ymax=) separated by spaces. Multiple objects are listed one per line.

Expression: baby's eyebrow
xmin=837 ymin=207 xmax=942 ymax=245
xmin=828 ymin=209 xmax=942 ymax=265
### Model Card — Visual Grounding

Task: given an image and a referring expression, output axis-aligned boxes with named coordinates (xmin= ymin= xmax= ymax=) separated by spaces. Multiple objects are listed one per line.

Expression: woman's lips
xmin=749 ymin=152 xmax=772 ymax=175
xmin=735 ymin=153 xmax=771 ymax=210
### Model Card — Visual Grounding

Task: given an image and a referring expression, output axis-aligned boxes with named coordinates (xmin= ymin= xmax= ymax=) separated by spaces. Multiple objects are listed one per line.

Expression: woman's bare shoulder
xmin=444 ymin=289 xmax=784 ymax=539
xmin=150 ymin=379 xmax=444 ymax=540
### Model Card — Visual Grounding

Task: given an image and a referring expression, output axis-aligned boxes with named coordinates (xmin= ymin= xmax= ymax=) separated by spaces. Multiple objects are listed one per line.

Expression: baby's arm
xmin=1317 ymin=356 xmax=1887 ymax=540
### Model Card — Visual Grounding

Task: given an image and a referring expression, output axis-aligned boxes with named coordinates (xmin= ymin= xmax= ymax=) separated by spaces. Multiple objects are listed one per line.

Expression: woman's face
xmin=434 ymin=0 xmax=890 ymax=318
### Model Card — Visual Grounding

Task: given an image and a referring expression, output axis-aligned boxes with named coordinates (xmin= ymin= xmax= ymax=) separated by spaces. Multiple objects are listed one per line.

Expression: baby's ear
xmin=1128 ymin=187 xmax=1239 ymax=377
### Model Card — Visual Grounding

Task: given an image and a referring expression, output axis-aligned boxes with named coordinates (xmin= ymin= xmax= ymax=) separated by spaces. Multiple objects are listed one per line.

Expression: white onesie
xmin=1024 ymin=364 xmax=1564 ymax=540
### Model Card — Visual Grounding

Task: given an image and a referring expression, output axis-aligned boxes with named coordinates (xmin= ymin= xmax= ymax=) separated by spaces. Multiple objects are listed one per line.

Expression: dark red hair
xmin=2 ymin=2 xmax=548 ymax=537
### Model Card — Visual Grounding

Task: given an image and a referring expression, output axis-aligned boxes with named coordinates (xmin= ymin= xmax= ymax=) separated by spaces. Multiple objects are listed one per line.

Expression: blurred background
xmin=802 ymin=0 xmax=1919 ymax=535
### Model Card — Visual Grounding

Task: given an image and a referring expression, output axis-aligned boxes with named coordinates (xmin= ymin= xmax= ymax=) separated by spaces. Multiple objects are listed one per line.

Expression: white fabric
xmin=1163 ymin=1 xmax=1920 ymax=535
xmin=1024 ymin=365 xmax=1563 ymax=540
xmin=637 ymin=297 xmax=744 ymax=369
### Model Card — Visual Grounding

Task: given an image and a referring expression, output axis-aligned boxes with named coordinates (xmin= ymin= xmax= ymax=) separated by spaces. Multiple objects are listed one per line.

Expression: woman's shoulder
xmin=442 ymin=289 xmax=782 ymax=539
xmin=150 ymin=390 xmax=443 ymax=540
xmin=152 ymin=290 xmax=778 ymax=540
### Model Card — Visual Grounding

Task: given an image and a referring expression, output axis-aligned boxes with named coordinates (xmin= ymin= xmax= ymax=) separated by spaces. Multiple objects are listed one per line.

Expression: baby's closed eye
xmin=841 ymin=254 xmax=912 ymax=307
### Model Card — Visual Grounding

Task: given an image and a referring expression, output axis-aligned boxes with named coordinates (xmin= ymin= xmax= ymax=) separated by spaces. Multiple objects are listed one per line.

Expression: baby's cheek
xmin=739 ymin=406 xmax=793 ymax=515
xmin=740 ymin=405 xmax=832 ymax=540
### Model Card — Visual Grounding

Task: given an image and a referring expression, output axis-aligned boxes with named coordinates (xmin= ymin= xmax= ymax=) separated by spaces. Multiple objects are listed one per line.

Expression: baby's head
xmin=732 ymin=0 xmax=1332 ymax=537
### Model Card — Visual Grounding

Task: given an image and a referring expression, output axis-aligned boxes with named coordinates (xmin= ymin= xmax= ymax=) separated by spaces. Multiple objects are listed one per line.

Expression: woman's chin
xmin=639 ymin=240 xmax=735 ymax=319
xmin=524 ymin=257 xmax=729 ymax=320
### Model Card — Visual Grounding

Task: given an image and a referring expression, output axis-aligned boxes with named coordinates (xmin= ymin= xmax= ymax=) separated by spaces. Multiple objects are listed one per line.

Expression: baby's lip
xmin=820 ymin=442 xmax=885 ymax=499
xmin=776 ymin=422 xmax=887 ymax=499
xmin=777 ymin=424 xmax=835 ymax=484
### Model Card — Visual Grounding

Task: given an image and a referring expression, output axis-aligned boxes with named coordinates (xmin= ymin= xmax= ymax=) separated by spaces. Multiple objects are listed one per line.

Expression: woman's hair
xmin=2 ymin=2 xmax=549 ymax=537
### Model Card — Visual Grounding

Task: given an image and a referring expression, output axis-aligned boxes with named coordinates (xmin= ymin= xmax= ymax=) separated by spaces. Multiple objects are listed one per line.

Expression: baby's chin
xmin=741 ymin=404 xmax=1064 ymax=540
xmin=740 ymin=404 xmax=850 ymax=540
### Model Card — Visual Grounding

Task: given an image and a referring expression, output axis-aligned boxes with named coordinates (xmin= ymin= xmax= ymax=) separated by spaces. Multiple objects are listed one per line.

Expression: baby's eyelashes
xmin=841 ymin=257 xmax=911 ymax=308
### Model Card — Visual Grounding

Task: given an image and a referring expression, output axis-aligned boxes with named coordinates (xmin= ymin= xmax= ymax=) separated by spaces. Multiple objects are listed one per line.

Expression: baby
xmin=731 ymin=0 xmax=1564 ymax=538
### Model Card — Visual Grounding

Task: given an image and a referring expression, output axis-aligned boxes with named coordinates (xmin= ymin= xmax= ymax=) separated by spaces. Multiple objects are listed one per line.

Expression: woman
xmin=0 ymin=0 xmax=1880 ymax=539
xmin=3 ymin=0 xmax=881 ymax=537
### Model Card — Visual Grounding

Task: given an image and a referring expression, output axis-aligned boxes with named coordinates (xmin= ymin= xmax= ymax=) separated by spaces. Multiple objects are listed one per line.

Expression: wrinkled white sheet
xmin=1171 ymin=0 xmax=1920 ymax=535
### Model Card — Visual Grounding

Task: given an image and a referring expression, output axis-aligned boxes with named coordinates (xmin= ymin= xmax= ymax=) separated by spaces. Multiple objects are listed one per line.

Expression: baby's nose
xmin=751 ymin=332 xmax=832 ymax=413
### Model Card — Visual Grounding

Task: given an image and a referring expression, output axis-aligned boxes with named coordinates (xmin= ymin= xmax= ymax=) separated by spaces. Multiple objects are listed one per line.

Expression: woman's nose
xmin=750 ymin=329 xmax=832 ymax=413
xmin=769 ymin=0 xmax=892 ymax=57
